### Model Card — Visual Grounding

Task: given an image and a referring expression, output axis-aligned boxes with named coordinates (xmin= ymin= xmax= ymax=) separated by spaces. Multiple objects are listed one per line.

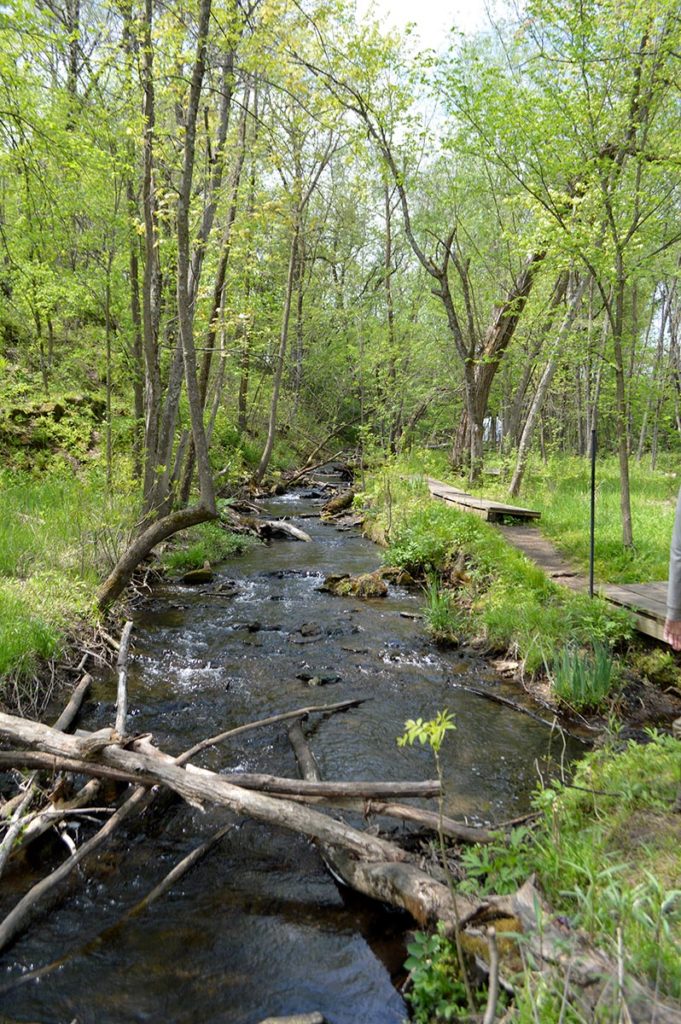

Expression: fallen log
xmin=321 ymin=490 xmax=355 ymax=519
xmin=257 ymin=520 xmax=312 ymax=543
xmin=0 ymin=713 xmax=419 ymax=955
xmin=115 ymin=621 xmax=133 ymax=737
xmin=0 ymin=748 xmax=439 ymax=801
xmin=0 ymin=712 xmax=417 ymax=865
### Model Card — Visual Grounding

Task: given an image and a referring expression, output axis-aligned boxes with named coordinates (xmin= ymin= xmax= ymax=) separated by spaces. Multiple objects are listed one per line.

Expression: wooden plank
xmin=601 ymin=584 xmax=672 ymax=644
xmin=627 ymin=612 xmax=666 ymax=643
xmin=626 ymin=582 xmax=668 ymax=602
xmin=602 ymin=584 xmax=668 ymax=618
xmin=427 ymin=478 xmax=541 ymax=522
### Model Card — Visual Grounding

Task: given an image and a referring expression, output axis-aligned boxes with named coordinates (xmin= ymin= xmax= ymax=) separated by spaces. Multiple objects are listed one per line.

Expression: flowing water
xmin=1 ymin=485 xmax=581 ymax=1024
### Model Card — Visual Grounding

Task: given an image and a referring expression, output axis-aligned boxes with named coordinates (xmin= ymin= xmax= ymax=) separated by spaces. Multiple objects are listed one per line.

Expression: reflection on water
xmin=0 ymin=486 xmax=580 ymax=1024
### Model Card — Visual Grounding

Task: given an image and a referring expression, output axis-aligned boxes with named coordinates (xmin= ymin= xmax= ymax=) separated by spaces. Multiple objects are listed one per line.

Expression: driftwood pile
xmin=0 ymin=625 xmax=679 ymax=1023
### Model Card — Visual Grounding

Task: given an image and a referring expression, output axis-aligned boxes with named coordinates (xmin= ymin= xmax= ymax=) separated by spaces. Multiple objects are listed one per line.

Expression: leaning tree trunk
xmin=508 ymin=276 xmax=588 ymax=497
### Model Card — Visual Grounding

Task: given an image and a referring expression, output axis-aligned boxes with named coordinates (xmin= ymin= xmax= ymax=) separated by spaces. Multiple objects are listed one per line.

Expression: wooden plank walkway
xmin=426 ymin=477 xmax=541 ymax=523
xmin=600 ymin=582 xmax=668 ymax=643
xmin=425 ymin=476 xmax=669 ymax=641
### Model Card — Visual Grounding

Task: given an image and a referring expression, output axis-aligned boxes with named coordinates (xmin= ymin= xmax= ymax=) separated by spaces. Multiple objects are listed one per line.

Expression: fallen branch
xmin=0 ymin=784 xmax=34 ymax=876
xmin=178 ymin=697 xmax=367 ymax=764
xmin=284 ymin=447 xmax=347 ymax=488
xmin=258 ymin=1014 xmax=326 ymax=1024
xmin=1 ymin=672 xmax=92 ymax=822
xmin=286 ymin=718 xmax=481 ymax=925
xmin=52 ymin=672 xmax=93 ymax=732
xmin=454 ymin=683 xmax=585 ymax=737
xmin=115 ymin=621 xmax=134 ymax=736
xmin=346 ymin=799 xmax=494 ymax=844
xmin=0 ymin=748 xmax=439 ymax=801
xmin=0 ymin=787 xmax=149 ymax=954
xmin=258 ymin=1015 xmax=326 ymax=1024
xmin=257 ymin=520 xmax=312 ymax=543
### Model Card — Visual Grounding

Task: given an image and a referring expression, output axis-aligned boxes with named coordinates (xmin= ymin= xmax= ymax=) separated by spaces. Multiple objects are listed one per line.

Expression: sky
xmin=354 ymin=0 xmax=495 ymax=50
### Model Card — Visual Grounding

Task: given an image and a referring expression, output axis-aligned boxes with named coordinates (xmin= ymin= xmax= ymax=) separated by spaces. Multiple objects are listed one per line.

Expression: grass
xmin=0 ymin=463 xmax=138 ymax=708
xmin=550 ymin=642 xmax=617 ymax=710
xmin=161 ymin=519 xmax=258 ymax=573
xmin=412 ymin=731 xmax=681 ymax=1021
xmin=423 ymin=449 xmax=678 ymax=585
xmin=361 ymin=454 xmax=633 ymax=676
xmin=532 ymin=730 xmax=681 ymax=1001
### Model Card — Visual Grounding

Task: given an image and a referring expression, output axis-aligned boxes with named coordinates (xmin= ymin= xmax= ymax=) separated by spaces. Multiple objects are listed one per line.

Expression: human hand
xmin=663 ymin=619 xmax=681 ymax=651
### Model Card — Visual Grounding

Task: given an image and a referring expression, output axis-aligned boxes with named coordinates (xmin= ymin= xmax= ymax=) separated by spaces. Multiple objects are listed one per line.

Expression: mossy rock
xmin=632 ymin=649 xmax=681 ymax=689
xmin=321 ymin=571 xmax=388 ymax=598
xmin=378 ymin=566 xmax=416 ymax=587
xmin=181 ymin=562 xmax=214 ymax=585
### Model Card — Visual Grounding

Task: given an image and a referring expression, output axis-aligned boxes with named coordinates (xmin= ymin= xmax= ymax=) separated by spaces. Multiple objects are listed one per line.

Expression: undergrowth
xmin=407 ymin=731 xmax=681 ymax=1020
xmin=0 ymin=463 xmax=137 ymax=707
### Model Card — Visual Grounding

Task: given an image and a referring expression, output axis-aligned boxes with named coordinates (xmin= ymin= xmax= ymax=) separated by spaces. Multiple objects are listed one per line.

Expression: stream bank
xmin=0 ymin=482 xmax=582 ymax=1024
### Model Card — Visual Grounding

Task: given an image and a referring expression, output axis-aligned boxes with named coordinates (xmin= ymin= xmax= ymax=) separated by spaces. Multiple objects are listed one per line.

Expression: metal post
xmin=589 ymin=427 xmax=597 ymax=598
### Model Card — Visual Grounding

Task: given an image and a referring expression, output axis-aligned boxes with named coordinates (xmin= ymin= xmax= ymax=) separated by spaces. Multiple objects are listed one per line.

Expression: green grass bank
xmin=360 ymin=454 xmax=681 ymax=1019
xmin=361 ymin=454 xmax=636 ymax=691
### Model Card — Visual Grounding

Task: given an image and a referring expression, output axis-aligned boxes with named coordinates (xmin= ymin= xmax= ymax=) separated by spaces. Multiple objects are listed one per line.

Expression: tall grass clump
xmin=550 ymin=642 xmax=616 ymax=710
xmin=422 ymin=578 xmax=468 ymax=644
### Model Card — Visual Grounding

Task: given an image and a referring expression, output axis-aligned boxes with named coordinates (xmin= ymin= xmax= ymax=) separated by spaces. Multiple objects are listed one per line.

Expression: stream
xmin=1 ymin=483 xmax=582 ymax=1024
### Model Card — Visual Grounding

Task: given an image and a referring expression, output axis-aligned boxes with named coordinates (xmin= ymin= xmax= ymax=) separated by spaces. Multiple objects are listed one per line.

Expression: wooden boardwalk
xmin=426 ymin=477 xmax=541 ymax=523
xmin=426 ymin=477 xmax=669 ymax=642
xmin=601 ymin=582 xmax=668 ymax=643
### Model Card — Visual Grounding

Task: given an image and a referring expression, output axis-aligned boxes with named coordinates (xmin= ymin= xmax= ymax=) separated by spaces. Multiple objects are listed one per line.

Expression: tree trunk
xmin=254 ymin=219 xmax=300 ymax=486
xmin=97 ymin=504 xmax=217 ymax=610
xmin=175 ymin=0 xmax=215 ymax=513
xmin=612 ymin=273 xmax=633 ymax=547
xmin=140 ymin=0 xmax=163 ymax=513
xmin=509 ymin=276 xmax=587 ymax=497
